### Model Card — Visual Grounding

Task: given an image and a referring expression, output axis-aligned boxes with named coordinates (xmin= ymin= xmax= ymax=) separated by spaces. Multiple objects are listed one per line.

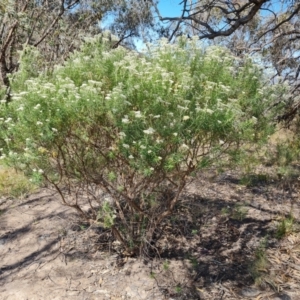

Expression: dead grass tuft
xmin=251 ymin=232 xmax=300 ymax=292
xmin=0 ymin=165 xmax=37 ymax=198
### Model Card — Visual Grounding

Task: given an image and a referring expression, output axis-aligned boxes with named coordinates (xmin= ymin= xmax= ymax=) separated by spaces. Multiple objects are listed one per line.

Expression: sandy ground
xmin=1 ymin=170 xmax=299 ymax=299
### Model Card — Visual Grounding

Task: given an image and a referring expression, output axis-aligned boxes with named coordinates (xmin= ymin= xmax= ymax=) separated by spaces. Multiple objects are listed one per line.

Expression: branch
xmin=159 ymin=0 xmax=269 ymax=39
xmin=254 ymin=3 xmax=300 ymax=42
xmin=168 ymin=0 xmax=188 ymax=42
xmin=33 ymin=0 xmax=80 ymax=47
xmin=0 ymin=21 xmax=18 ymax=62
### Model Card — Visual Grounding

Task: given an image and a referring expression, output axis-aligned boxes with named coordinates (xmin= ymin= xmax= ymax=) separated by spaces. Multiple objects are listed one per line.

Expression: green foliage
xmin=274 ymin=141 xmax=300 ymax=167
xmin=221 ymin=206 xmax=230 ymax=216
xmin=188 ymin=255 xmax=199 ymax=269
xmin=97 ymin=201 xmax=116 ymax=228
xmin=231 ymin=204 xmax=248 ymax=221
xmin=250 ymin=237 xmax=270 ymax=286
xmin=266 ymin=135 xmax=300 ymax=180
xmin=0 ymin=86 xmax=6 ymax=100
xmin=275 ymin=214 xmax=296 ymax=239
xmin=163 ymin=260 xmax=170 ymax=270
xmin=0 ymin=35 xmax=286 ymax=256
xmin=191 ymin=229 xmax=198 ymax=235
xmin=221 ymin=204 xmax=248 ymax=220
xmin=239 ymin=173 xmax=269 ymax=187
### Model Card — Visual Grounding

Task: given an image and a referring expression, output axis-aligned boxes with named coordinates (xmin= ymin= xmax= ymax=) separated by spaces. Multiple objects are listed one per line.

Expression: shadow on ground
xmin=0 ymin=170 xmax=299 ymax=299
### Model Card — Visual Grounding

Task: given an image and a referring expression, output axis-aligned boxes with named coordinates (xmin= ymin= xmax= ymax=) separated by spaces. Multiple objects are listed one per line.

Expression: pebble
xmin=272 ymin=293 xmax=291 ymax=300
xmin=240 ymin=287 xmax=261 ymax=297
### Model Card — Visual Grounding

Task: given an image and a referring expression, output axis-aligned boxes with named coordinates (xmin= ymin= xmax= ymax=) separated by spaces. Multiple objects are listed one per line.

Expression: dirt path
xmin=0 ymin=190 xmax=171 ymax=299
xmin=0 ymin=171 xmax=299 ymax=299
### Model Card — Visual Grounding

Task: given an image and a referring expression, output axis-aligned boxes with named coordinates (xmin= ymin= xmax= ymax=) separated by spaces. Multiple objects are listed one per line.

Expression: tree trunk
xmin=0 ymin=58 xmax=11 ymax=102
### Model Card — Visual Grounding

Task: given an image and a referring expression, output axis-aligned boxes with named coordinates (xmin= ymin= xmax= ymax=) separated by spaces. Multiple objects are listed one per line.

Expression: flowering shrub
xmin=0 ymin=35 xmax=286 ymax=256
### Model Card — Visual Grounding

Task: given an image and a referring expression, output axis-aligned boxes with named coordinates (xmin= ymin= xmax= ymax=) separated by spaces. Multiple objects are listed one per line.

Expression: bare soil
xmin=1 ymin=169 xmax=300 ymax=299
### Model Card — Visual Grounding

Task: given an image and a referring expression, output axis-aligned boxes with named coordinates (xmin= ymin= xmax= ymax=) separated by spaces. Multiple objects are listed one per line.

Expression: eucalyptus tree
xmin=154 ymin=0 xmax=300 ymax=121
xmin=0 ymin=0 xmax=155 ymax=100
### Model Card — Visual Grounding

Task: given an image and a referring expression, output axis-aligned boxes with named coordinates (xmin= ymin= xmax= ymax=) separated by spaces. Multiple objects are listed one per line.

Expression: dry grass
xmin=0 ymin=165 xmax=37 ymax=198
xmin=260 ymin=232 xmax=300 ymax=292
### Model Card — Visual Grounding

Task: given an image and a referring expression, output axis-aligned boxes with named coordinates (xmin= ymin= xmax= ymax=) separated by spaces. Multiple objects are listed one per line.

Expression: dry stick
xmin=71 ymin=132 xmax=145 ymax=214
xmin=111 ymin=225 xmax=127 ymax=247
xmin=101 ymin=175 xmax=145 ymax=214
xmin=85 ymin=185 xmax=101 ymax=218
xmin=33 ymin=0 xmax=76 ymax=47
xmin=88 ymin=176 xmax=131 ymax=245
xmin=0 ymin=20 xmax=18 ymax=93
xmin=253 ymin=3 xmax=300 ymax=44
xmin=44 ymin=173 xmax=89 ymax=219
xmin=144 ymin=177 xmax=187 ymax=251
xmin=24 ymin=7 xmax=44 ymax=45
xmin=0 ymin=1 xmax=31 ymax=93
xmin=114 ymin=196 xmax=128 ymax=228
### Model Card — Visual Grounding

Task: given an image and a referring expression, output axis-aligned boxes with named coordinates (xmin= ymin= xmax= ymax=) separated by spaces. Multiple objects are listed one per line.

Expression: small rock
xmin=272 ymin=293 xmax=291 ymax=300
xmin=67 ymin=291 xmax=80 ymax=296
xmin=38 ymin=234 xmax=50 ymax=240
xmin=240 ymin=287 xmax=261 ymax=297
xmin=93 ymin=289 xmax=109 ymax=294
xmin=98 ymin=277 xmax=103 ymax=286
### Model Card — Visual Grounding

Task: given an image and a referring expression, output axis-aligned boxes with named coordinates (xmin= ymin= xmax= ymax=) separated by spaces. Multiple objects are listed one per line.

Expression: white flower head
xmin=181 ymin=143 xmax=189 ymax=150
xmin=177 ymin=105 xmax=188 ymax=111
xmin=134 ymin=111 xmax=142 ymax=118
xmin=205 ymin=108 xmax=214 ymax=114
xmin=122 ymin=116 xmax=129 ymax=123
xmin=119 ymin=132 xmax=126 ymax=138
xmin=143 ymin=127 xmax=155 ymax=135
xmin=183 ymin=116 xmax=190 ymax=121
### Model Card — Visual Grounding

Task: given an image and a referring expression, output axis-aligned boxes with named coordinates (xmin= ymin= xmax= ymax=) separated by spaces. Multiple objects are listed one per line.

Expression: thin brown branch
xmin=254 ymin=3 xmax=300 ymax=42
xmin=33 ymin=0 xmax=80 ymax=47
